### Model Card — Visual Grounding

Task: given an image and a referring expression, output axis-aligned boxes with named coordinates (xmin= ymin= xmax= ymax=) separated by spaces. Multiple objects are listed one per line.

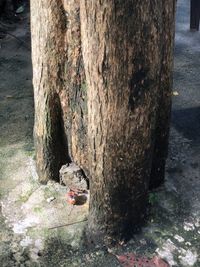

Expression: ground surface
xmin=0 ymin=0 xmax=199 ymax=266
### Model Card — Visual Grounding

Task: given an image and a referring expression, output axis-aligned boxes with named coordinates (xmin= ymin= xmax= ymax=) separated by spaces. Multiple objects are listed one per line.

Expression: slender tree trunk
xmin=190 ymin=0 xmax=200 ymax=31
xmin=61 ymin=1 xmax=88 ymax=176
xmin=31 ymin=0 xmax=69 ymax=183
xmin=31 ymin=0 xmax=88 ymax=183
xmin=31 ymin=0 xmax=175 ymax=240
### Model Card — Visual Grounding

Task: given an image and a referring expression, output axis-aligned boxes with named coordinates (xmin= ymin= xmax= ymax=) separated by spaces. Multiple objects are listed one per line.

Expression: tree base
xmin=85 ymin=192 xmax=149 ymax=246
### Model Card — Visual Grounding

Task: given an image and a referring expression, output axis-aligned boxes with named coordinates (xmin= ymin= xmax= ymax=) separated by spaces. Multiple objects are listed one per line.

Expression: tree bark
xmin=31 ymin=0 xmax=175 ymax=240
xmin=31 ymin=0 xmax=88 ymax=183
xmin=149 ymin=0 xmax=176 ymax=189
xmin=80 ymin=0 xmax=175 ymax=240
xmin=61 ymin=1 xmax=88 ymax=176
xmin=31 ymin=0 xmax=69 ymax=183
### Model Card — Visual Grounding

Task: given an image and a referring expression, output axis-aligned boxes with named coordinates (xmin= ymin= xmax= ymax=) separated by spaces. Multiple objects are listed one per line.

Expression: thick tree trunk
xmin=80 ymin=0 xmax=175 ymax=240
xmin=31 ymin=0 xmax=175 ymax=240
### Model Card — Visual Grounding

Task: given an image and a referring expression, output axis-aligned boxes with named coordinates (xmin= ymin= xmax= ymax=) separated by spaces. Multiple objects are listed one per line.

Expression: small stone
xmin=179 ymin=249 xmax=197 ymax=266
xmin=107 ymin=247 xmax=114 ymax=254
xmin=6 ymin=95 xmax=13 ymax=99
xmin=185 ymin=242 xmax=191 ymax=246
xmin=24 ymin=261 xmax=32 ymax=267
xmin=46 ymin=196 xmax=55 ymax=203
xmin=156 ymin=239 xmax=178 ymax=266
xmin=174 ymin=234 xmax=184 ymax=242
xmin=35 ymin=239 xmax=43 ymax=250
xmin=59 ymin=163 xmax=88 ymax=190
xmin=173 ymin=91 xmax=179 ymax=96
xmin=12 ymin=246 xmax=19 ymax=253
xmin=13 ymin=253 xmax=23 ymax=262
xmin=30 ymin=248 xmax=40 ymax=261
xmin=183 ymin=222 xmax=195 ymax=231
xmin=140 ymin=239 xmax=147 ymax=245
xmin=20 ymin=236 xmax=32 ymax=247
xmin=85 ymin=254 xmax=92 ymax=262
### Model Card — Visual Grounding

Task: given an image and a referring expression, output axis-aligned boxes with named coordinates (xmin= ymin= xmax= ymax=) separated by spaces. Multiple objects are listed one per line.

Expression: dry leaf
xmin=16 ymin=5 xmax=25 ymax=14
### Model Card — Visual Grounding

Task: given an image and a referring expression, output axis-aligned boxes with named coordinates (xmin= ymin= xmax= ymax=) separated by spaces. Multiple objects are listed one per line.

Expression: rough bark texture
xmin=31 ymin=0 xmax=88 ymax=183
xmin=80 ymin=0 xmax=175 ymax=240
xmin=31 ymin=0 xmax=69 ymax=183
xmin=31 ymin=0 xmax=175 ymax=240
xmin=149 ymin=0 xmax=176 ymax=189
xmin=61 ymin=0 xmax=88 ymax=176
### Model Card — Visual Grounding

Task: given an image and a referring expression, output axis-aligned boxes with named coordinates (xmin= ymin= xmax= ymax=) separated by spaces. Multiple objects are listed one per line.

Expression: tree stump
xmin=31 ymin=0 xmax=176 ymax=241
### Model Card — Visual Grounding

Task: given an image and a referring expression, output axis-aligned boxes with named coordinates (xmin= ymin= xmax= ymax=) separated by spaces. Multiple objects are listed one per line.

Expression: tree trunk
xmin=31 ymin=0 xmax=88 ymax=183
xmin=149 ymin=0 xmax=175 ymax=189
xmin=190 ymin=0 xmax=200 ymax=31
xmin=31 ymin=0 xmax=69 ymax=183
xmin=31 ymin=0 xmax=175 ymax=240
xmin=80 ymin=0 xmax=175 ymax=241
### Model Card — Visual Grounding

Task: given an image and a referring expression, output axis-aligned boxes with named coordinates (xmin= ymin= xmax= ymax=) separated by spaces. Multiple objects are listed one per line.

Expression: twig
xmin=48 ymin=219 xmax=88 ymax=230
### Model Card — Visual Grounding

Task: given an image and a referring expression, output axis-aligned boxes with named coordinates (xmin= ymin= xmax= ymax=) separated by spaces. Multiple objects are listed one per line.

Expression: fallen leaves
xmin=116 ymin=253 xmax=170 ymax=267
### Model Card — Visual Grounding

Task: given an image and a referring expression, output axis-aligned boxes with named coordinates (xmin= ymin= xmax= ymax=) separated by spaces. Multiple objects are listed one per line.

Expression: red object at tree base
xmin=66 ymin=189 xmax=88 ymax=205
xmin=116 ymin=253 xmax=170 ymax=267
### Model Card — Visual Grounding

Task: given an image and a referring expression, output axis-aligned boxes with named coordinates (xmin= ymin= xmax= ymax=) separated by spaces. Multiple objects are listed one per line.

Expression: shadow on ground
xmin=172 ymin=107 xmax=200 ymax=146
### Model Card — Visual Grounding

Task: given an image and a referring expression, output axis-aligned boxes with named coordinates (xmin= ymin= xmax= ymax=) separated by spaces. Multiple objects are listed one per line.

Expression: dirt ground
xmin=0 ymin=0 xmax=199 ymax=266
